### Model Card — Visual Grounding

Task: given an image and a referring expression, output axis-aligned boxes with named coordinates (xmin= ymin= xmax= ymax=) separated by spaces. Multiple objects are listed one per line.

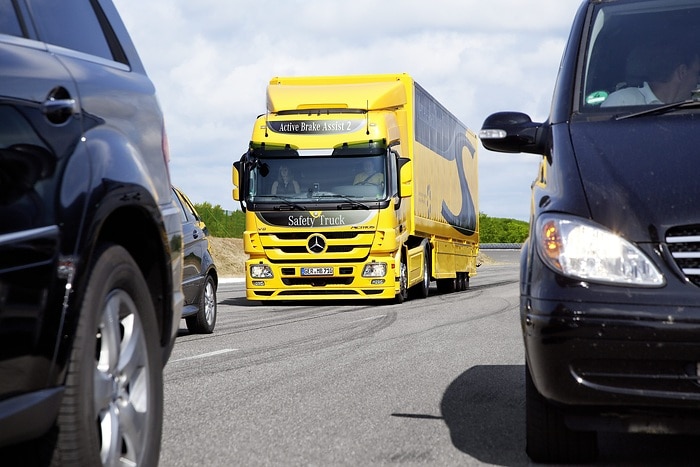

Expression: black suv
xmin=481 ymin=0 xmax=700 ymax=463
xmin=0 ymin=1 xmax=182 ymax=465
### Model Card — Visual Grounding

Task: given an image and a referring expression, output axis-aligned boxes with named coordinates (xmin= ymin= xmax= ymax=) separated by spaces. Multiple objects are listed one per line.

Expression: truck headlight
xmin=250 ymin=264 xmax=273 ymax=279
xmin=536 ymin=215 xmax=664 ymax=286
xmin=362 ymin=262 xmax=387 ymax=278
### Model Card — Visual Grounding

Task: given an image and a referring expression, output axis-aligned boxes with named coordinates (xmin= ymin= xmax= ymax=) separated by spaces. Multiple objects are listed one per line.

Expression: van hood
xmin=570 ymin=115 xmax=700 ymax=242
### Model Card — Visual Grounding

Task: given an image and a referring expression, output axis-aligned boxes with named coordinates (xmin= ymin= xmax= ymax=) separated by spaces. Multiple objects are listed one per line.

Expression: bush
xmin=194 ymin=202 xmax=244 ymax=238
xmin=479 ymin=212 xmax=529 ymax=243
xmin=193 ymin=204 xmax=528 ymax=243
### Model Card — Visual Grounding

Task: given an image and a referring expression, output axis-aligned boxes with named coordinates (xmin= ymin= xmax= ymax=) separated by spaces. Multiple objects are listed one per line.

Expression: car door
xmin=172 ymin=188 xmax=206 ymax=308
xmin=0 ymin=1 xmax=84 ymax=400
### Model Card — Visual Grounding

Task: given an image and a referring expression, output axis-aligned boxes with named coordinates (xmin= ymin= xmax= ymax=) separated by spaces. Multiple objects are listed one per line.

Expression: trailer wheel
xmin=436 ymin=277 xmax=455 ymax=294
xmin=456 ymin=272 xmax=469 ymax=291
xmin=395 ymin=261 xmax=408 ymax=304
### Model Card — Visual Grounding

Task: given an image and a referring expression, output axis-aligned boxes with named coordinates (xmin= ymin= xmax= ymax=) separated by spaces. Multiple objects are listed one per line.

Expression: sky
xmin=113 ymin=0 xmax=583 ymax=222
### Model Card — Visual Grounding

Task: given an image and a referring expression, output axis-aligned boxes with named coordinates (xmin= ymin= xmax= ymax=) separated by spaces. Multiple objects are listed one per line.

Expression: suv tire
xmin=55 ymin=244 xmax=163 ymax=466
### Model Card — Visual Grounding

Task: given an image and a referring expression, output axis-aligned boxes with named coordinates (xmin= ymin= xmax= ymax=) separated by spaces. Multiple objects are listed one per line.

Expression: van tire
xmin=525 ymin=364 xmax=597 ymax=463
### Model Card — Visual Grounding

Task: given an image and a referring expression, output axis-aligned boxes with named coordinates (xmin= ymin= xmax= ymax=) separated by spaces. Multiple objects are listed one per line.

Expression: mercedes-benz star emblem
xmin=306 ymin=234 xmax=326 ymax=254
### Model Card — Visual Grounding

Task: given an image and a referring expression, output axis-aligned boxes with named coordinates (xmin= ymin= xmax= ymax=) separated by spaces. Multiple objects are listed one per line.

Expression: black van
xmin=480 ymin=0 xmax=700 ymax=463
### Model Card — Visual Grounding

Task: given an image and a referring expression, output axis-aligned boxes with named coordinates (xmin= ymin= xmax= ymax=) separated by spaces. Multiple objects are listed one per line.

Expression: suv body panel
xmin=0 ymin=0 xmax=183 ymax=448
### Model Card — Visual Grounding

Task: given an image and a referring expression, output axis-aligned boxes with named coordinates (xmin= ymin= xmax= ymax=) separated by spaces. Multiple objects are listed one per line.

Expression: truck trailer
xmin=232 ymin=73 xmax=478 ymax=302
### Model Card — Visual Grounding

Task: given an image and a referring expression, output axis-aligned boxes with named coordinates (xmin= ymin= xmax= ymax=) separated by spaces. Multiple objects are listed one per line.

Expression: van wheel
xmin=525 ymin=364 xmax=597 ymax=463
xmin=186 ymin=274 xmax=217 ymax=334
xmin=55 ymin=244 xmax=163 ymax=467
xmin=395 ymin=261 xmax=408 ymax=304
xmin=410 ymin=247 xmax=430 ymax=299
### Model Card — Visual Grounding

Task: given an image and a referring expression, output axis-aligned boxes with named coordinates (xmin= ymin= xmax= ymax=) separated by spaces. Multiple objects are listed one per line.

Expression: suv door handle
xmin=42 ymin=87 xmax=78 ymax=125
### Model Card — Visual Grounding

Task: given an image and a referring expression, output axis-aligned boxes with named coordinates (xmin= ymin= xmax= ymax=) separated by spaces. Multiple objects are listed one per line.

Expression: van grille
xmin=666 ymin=225 xmax=700 ymax=286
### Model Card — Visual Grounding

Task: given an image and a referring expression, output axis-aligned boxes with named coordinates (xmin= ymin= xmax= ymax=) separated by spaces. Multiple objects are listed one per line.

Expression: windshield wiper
xmin=270 ymin=196 xmax=306 ymax=211
xmin=615 ymin=93 xmax=700 ymax=120
xmin=313 ymin=193 xmax=371 ymax=210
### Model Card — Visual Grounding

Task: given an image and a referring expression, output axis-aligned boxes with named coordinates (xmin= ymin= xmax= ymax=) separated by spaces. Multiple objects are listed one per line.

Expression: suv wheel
xmin=525 ymin=363 xmax=597 ymax=463
xmin=186 ymin=274 xmax=217 ymax=334
xmin=55 ymin=244 xmax=163 ymax=466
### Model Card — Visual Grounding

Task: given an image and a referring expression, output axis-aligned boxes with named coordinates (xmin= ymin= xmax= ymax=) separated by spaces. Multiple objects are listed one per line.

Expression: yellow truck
xmin=232 ymin=73 xmax=478 ymax=302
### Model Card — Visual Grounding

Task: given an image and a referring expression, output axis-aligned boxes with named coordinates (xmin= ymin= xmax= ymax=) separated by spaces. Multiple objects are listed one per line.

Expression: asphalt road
xmin=160 ymin=250 xmax=698 ymax=466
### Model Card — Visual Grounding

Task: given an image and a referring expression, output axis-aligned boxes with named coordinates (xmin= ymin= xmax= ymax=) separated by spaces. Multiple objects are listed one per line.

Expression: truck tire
xmin=456 ymin=272 xmax=469 ymax=291
xmin=436 ymin=278 xmax=455 ymax=294
xmin=55 ymin=244 xmax=163 ymax=467
xmin=525 ymin=364 xmax=597 ymax=463
xmin=409 ymin=246 xmax=430 ymax=299
xmin=186 ymin=274 xmax=217 ymax=334
xmin=395 ymin=261 xmax=408 ymax=303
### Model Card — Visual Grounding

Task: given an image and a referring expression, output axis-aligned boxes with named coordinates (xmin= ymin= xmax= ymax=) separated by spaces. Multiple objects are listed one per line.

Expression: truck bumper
xmin=245 ymin=259 xmax=398 ymax=300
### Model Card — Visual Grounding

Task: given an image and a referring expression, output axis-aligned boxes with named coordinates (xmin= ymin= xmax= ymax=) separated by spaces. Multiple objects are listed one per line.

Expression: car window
xmin=172 ymin=189 xmax=190 ymax=223
xmin=26 ymin=0 xmax=114 ymax=61
xmin=0 ymin=0 xmax=23 ymax=37
xmin=179 ymin=192 xmax=201 ymax=222
xmin=581 ymin=0 xmax=700 ymax=111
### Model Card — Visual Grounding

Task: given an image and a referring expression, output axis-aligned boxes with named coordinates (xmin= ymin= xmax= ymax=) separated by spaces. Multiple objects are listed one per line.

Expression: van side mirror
xmin=479 ymin=111 xmax=546 ymax=155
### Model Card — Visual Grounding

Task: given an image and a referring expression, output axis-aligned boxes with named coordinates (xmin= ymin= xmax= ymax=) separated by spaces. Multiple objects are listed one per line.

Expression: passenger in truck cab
xmin=271 ymin=165 xmax=300 ymax=194
xmin=353 ymin=159 xmax=384 ymax=186
xmin=602 ymin=39 xmax=700 ymax=107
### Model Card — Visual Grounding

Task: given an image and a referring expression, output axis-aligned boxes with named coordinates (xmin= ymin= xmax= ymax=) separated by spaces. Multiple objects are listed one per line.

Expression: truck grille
xmin=666 ymin=225 xmax=700 ymax=286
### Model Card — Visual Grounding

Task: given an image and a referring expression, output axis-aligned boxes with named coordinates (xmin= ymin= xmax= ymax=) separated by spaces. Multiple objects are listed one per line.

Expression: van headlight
xmin=536 ymin=215 xmax=664 ymax=286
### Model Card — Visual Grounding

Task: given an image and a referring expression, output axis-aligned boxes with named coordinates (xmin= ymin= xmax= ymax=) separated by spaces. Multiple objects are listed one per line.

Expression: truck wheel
xmin=525 ymin=364 xmax=597 ymax=463
xmin=186 ymin=274 xmax=217 ymax=334
xmin=409 ymin=247 xmax=430 ymax=299
xmin=436 ymin=278 xmax=455 ymax=294
xmin=395 ymin=261 xmax=408 ymax=304
xmin=55 ymin=244 xmax=163 ymax=467
xmin=456 ymin=272 xmax=469 ymax=291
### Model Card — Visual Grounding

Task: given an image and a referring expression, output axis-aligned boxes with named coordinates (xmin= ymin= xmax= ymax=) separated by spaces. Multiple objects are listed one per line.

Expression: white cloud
xmin=114 ymin=0 xmax=582 ymax=220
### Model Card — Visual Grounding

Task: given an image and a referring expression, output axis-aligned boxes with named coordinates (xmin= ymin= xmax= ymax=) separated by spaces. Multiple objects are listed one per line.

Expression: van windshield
xmin=581 ymin=0 xmax=700 ymax=113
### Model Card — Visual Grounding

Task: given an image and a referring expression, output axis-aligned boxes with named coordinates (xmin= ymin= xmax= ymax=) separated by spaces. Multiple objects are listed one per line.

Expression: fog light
xmin=371 ymin=279 xmax=385 ymax=285
xmin=250 ymin=264 xmax=273 ymax=279
xmin=362 ymin=262 xmax=387 ymax=277
xmin=252 ymin=281 xmax=265 ymax=286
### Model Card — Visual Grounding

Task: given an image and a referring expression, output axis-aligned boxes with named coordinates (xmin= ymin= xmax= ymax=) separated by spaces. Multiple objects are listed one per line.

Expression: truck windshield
xmin=580 ymin=0 xmax=700 ymax=114
xmin=247 ymin=155 xmax=388 ymax=204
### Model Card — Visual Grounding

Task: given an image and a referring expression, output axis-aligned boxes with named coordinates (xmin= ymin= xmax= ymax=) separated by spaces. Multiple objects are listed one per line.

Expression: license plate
xmin=301 ymin=267 xmax=333 ymax=276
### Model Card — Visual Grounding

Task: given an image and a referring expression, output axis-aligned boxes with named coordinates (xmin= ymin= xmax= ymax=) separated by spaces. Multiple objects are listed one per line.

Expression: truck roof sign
xmin=267 ymin=119 xmax=364 ymax=135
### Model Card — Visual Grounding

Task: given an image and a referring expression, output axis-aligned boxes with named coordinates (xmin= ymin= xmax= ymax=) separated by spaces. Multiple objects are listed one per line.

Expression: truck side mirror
xmin=398 ymin=157 xmax=412 ymax=198
xmin=232 ymin=160 xmax=242 ymax=201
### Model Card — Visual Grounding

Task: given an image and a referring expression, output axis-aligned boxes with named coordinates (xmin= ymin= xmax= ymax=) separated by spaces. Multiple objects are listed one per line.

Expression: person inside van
xmin=271 ymin=165 xmax=300 ymax=194
xmin=602 ymin=41 xmax=700 ymax=107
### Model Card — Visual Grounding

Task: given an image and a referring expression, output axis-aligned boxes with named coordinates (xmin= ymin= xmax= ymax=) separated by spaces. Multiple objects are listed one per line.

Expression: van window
xmin=581 ymin=0 xmax=700 ymax=111
xmin=0 ymin=0 xmax=23 ymax=37
xmin=27 ymin=0 xmax=113 ymax=61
